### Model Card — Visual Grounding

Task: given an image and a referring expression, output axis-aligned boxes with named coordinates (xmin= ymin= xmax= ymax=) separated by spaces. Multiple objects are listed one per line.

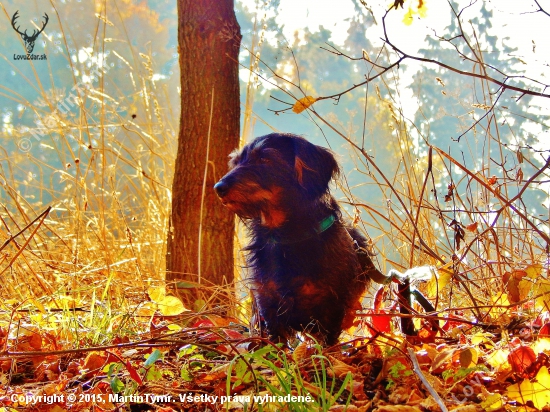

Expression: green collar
xmin=268 ymin=214 xmax=336 ymax=245
xmin=316 ymin=213 xmax=336 ymax=234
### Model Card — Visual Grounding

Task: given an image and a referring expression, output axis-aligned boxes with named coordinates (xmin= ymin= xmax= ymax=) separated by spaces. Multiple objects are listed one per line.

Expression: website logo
xmin=11 ymin=10 xmax=48 ymax=55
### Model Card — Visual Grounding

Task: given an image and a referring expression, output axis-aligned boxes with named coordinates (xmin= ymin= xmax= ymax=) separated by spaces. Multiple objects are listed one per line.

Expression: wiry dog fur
xmin=214 ymin=133 xmax=379 ymax=345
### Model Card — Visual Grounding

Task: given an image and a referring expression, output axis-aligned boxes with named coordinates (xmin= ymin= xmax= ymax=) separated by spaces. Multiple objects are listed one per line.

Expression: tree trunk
xmin=167 ymin=0 xmax=241 ymax=294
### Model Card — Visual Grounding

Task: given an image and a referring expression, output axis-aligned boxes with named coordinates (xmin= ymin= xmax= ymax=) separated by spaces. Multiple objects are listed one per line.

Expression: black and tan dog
xmin=214 ymin=133 xmax=383 ymax=345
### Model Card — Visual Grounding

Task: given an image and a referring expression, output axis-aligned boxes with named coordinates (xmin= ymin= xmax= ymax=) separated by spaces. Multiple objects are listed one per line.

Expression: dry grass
xmin=0 ymin=2 xmax=178 ymax=338
xmin=0 ymin=0 xmax=548 ymax=346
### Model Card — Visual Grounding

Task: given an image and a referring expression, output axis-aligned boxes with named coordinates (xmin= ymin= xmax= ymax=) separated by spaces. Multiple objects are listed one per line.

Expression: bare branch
xmin=533 ymin=0 xmax=550 ymax=17
xmin=380 ymin=10 xmax=550 ymax=100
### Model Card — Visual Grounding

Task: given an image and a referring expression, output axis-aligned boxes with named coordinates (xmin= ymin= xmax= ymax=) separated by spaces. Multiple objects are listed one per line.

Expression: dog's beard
xmin=220 ymin=198 xmax=263 ymax=219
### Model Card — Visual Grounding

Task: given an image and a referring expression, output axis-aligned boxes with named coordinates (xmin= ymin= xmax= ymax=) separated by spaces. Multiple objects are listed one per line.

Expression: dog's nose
xmin=213 ymin=180 xmax=229 ymax=197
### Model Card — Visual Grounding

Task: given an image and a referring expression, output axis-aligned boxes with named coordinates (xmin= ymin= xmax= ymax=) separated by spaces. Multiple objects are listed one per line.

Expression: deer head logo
xmin=11 ymin=10 xmax=49 ymax=54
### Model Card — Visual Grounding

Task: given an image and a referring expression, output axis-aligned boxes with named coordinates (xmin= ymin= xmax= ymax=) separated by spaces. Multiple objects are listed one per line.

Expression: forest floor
xmin=0 ymin=277 xmax=548 ymax=412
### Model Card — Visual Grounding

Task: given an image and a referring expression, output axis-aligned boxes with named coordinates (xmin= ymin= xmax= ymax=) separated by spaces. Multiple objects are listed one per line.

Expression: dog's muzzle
xmin=213 ymin=180 xmax=230 ymax=198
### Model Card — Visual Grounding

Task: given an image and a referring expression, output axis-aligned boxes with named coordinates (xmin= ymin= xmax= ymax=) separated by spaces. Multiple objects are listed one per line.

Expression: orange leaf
xmin=82 ymin=352 xmax=109 ymax=376
xmin=504 ymin=270 xmax=531 ymax=303
xmin=465 ymin=222 xmax=478 ymax=232
xmin=460 ymin=347 xmax=478 ymax=368
xmin=292 ymin=96 xmax=318 ymax=113
xmin=293 ymin=342 xmax=308 ymax=363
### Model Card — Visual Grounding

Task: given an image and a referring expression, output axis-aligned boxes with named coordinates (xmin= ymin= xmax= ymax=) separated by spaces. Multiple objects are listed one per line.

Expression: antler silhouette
xmin=11 ymin=10 xmax=49 ymax=54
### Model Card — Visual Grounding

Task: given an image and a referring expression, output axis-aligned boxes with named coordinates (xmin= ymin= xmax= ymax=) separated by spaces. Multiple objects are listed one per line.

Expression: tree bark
xmin=167 ymin=0 xmax=241 ymax=292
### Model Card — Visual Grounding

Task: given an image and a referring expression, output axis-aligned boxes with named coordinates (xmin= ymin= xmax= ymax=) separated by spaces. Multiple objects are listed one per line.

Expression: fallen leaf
xmin=430 ymin=347 xmax=456 ymax=373
xmin=540 ymin=324 xmax=550 ymax=337
xmin=125 ymin=360 xmax=143 ymax=385
xmin=480 ymin=393 xmax=504 ymax=411
xmin=82 ymin=352 xmax=109 ymax=376
xmin=486 ymin=349 xmax=510 ymax=371
xmin=507 ymin=366 xmax=550 ymax=409
xmin=508 ymin=345 xmax=536 ymax=376
xmin=504 ymin=270 xmax=531 ymax=303
xmin=148 ymin=286 xmax=166 ymax=303
xmin=460 ymin=347 xmax=479 ymax=368
xmin=293 ymin=342 xmax=308 ymax=363
xmin=156 ymin=295 xmax=187 ymax=316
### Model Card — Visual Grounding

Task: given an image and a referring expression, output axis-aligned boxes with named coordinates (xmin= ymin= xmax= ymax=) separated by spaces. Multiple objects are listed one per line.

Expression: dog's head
xmin=213 ymin=133 xmax=339 ymax=227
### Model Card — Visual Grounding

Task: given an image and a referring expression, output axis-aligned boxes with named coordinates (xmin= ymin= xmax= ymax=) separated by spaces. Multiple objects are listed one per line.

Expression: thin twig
xmin=407 ymin=348 xmax=449 ymax=412
xmin=198 ymin=87 xmax=215 ymax=284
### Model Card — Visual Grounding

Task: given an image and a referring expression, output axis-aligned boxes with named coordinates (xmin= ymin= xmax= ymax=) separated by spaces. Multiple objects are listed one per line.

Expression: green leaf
xmin=146 ymin=365 xmax=162 ymax=381
xmin=181 ymin=367 xmax=193 ymax=382
xmin=110 ymin=376 xmax=125 ymax=394
xmin=144 ymin=349 xmax=163 ymax=367
xmin=178 ymin=344 xmax=198 ymax=358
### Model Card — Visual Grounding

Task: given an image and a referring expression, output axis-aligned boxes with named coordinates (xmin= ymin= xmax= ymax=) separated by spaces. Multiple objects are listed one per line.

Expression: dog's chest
xmin=253 ymin=240 xmax=322 ymax=280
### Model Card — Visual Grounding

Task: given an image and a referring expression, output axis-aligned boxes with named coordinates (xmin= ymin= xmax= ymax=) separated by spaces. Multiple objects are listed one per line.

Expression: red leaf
xmin=223 ymin=328 xmax=245 ymax=340
xmin=126 ymin=360 xmax=143 ymax=385
xmin=370 ymin=310 xmax=392 ymax=333
xmin=508 ymin=346 xmax=536 ymax=376
xmin=191 ymin=319 xmax=215 ymax=328
xmin=373 ymin=287 xmax=387 ymax=312
xmin=540 ymin=322 xmax=550 ymax=337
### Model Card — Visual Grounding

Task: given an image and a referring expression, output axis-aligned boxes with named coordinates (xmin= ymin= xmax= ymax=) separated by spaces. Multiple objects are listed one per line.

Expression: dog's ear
xmin=292 ymin=137 xmax=339 ymax=198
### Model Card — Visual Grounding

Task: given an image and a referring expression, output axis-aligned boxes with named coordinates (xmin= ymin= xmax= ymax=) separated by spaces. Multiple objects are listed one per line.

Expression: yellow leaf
xmin=403 ymin=7 xmax=414 ymax=25
xmin=486 ymin=349 xmax=509 ymax=370
xmin=157 ymin=295 xmax=188 ymax=316
xmin=533 ymin=338 xmax=550 ymax=354
xmin=490 ymin=294 xmax=509 ymax=316
xmin=148 ymin=286 xmax=166 ymax=303
xmin=136 ymin=301 xmax=157 ymax=318
xmin=525 ymin=264 xmax=543 ymax=279
xmin=55 ymin=295 xmax=79 ymax=309
xmin=418 ymin=0 xmax=427 ymax=18
xmin=535 ymin=280 xmax=550 ymax=310
xmin=292 ymin=96 xmax=318 ymax=113
xmin=471 ymin=331 xmax=493 ymax=346
xmin=425 ymin=265 xmax=452 ymax=298
xmin=480 ymin=393 xmax=504 ymax=411
xmin=30 ymin=299 xmax=46 ymax=314
xmin=507 ymin=366 xmax=550 ymax=409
